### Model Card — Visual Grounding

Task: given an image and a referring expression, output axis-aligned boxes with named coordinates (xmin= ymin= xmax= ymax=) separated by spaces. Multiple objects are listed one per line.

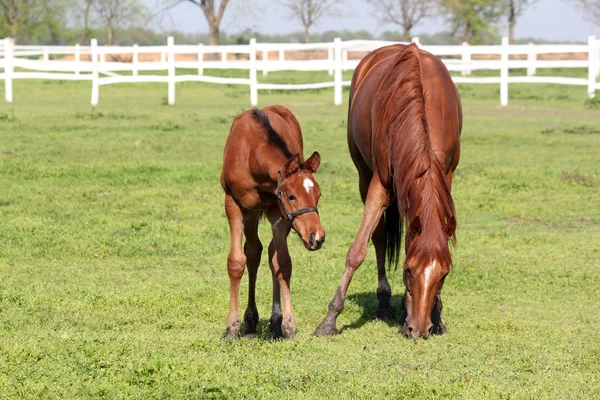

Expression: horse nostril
xmin=309 ymin=232 xmax=316 ymax=246
xmin=321 ymin=232 xmax=326 ymax=244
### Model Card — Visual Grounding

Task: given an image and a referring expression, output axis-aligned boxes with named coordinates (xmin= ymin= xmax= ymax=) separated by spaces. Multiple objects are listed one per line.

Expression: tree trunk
xmin=508 ymin=0 xmax=516 ymax=44
xmin=82 ymin=0 xmax=92 ymax=43
xmin=107 ymin=25 xmax=113 ymax=45
xmin=209 ymin=21 xmax=219 ymax=45
xmin=403 ymin=27 xmax=411 ymax=42
xmin=11 ymin=0 xmax=18 ymax=43
xmin=304 ymin=25 xmax=310 ymax=43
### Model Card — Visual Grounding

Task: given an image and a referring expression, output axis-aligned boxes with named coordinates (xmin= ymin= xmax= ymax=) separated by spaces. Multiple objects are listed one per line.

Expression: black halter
xmin=273 ymin=178 xmax=319 ymax=230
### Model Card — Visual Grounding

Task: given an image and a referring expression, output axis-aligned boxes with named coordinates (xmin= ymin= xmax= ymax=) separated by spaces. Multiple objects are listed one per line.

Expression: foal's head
xmin=401 ymin=214 xmax=456 ymax=339
xmin=277 ymin=152 xmax=325 ymax=251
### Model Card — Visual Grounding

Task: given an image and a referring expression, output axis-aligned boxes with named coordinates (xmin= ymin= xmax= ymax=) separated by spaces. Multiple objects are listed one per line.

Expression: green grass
xmin=0 ymin=76 xmax=599 ymax=399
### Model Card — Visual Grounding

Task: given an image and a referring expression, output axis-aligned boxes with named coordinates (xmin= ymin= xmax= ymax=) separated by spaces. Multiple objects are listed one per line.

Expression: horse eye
xmin=287 ymin=194 xmax=296 ymax=201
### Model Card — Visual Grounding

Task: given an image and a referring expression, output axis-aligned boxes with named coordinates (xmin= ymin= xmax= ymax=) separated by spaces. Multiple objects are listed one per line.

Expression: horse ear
xmin=409 ymin=216 xmax=421 ymax=239
xmin=282 ymin=154 xmax=301 ymax=177
xmin=445 ymin=216 xmax=456 ymax=239
xmin=304 ymin=151 xmax=321 ymax=173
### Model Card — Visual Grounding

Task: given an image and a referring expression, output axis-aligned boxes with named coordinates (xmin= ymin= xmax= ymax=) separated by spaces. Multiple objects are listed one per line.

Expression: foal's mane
xmin=376 ymin=44 xmax=456 ymax=270
xmin=251 ymin=108 xmax=293 ymax=159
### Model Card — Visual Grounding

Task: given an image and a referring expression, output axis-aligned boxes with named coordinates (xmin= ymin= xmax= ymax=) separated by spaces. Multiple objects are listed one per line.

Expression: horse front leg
xmin=315 ymin=177 xmax=390 ymax=336
xmin=266 ymin=206 xmax=295 ymax=339
xmin=224 ymin=194 xmax=247 ymax=339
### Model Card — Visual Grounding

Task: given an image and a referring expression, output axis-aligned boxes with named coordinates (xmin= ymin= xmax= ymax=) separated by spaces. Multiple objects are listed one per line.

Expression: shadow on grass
xmin=340 ymin=291 xmax=406 ymax=334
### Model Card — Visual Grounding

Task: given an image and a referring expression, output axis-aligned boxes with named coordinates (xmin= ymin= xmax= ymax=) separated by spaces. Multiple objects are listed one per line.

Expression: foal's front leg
xmin=267 ymin=207 xmax=295 ymax=339
xmin=224 ymin=194 xmax=247 ymax=339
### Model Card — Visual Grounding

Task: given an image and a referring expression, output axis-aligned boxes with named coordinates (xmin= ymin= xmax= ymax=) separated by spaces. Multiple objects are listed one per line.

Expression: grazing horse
xmin=315 ymin=43 xmax=461 ymax=339
xmin=221 ymin=105 xmax=325 ymax=339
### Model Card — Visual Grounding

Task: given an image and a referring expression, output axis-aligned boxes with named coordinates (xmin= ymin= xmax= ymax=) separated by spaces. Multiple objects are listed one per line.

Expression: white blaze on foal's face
xmin=303 ymin=178 xmax=314 ymax=194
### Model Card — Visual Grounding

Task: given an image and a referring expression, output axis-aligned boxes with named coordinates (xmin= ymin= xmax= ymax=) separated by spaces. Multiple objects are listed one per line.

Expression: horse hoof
xmin=314 ymin=322 xmax=338 ymax=336
xmin=283 ymin=325 xmax=296 ymax=339
xmin=269 ymin=315 xmax=284 ymax=340
xmin=375 ymin=304 xmax=396 ymax=321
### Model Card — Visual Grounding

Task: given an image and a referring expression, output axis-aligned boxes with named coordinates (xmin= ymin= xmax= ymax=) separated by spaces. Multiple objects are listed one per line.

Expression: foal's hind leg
xmin=243 ymin=212 xmax=263 ymax=338
xmin=224 ymin=194 xmax=247 ymax=339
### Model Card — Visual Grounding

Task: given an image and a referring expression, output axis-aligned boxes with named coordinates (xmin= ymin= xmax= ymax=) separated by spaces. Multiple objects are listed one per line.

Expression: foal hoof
xmin=282 ymin=323 xmax=296 ymax=339
xmin=224 ymin=318 xmax=242 ymax=340
xmin=314 ymin=322 xmax=338 ymax=337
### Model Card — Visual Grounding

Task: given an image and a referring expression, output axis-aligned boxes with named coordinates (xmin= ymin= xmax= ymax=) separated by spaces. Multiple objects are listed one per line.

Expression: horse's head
xmin=401 ymin=215 xmax=456 ymax=339
xmin=277 ymin=151 xmax=325 ymax=251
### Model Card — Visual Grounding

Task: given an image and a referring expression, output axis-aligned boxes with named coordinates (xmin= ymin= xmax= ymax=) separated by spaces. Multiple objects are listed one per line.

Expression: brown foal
xmin=221 ymin=105 xmax=325 ymax=339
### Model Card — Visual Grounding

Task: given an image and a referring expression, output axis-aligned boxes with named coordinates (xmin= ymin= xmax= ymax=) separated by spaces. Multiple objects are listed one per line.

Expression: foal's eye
xmin=287 ymin=194 xmax=296 ymax=201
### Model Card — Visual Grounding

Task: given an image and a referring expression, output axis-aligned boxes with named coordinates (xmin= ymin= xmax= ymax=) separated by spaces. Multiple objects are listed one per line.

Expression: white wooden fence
xmin=0 ymin=36 xmax=598 ymax=107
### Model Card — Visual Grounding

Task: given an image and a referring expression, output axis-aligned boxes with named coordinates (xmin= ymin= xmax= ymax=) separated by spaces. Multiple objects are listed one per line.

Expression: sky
xmin=146 ymin=0 xmax=599 ymax=42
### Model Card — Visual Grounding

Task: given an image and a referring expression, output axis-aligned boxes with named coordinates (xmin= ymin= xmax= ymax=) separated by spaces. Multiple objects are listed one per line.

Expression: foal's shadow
xmin=339 ymin=291 xmax=406 ymax=334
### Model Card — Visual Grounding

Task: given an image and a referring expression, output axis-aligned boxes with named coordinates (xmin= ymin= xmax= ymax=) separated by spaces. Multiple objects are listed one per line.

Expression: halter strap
xmin=273 ymin=180 xmax=319 ymax=230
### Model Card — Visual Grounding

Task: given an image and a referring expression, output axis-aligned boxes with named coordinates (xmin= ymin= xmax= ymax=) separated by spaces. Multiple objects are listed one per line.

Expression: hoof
xmin=375 ymin=303 xmax=396 ymax=321
xmin=244 ymin=308 xmax=259 ymax=334
xmin=282 ymin=322 xmax=296 ymax=339
xmin=431 ymin=321 xmax=447 ymax=335
xmin=269 ymin=314 xmax=284 ymax=340
xmin=314 ymin=321 xmax=338 ymax=336
xmin=224 ymin=317 xmax=242 ymax=340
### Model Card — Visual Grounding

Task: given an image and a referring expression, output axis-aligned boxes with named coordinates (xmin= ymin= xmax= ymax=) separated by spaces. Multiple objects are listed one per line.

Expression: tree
xmin=367 ymin=0 xmax=435 ymax=42
xmin=506 ymin=0 xmax=538 ymax=43
xmin=570 ymin=0 xmax=600 ymax=26
xmin=0 ymin=0 xmax=34 ymax=41
xmin=280 ymin=0 xmax=340 ymax=43
xmin=93 ymin=0 xmax=147 ymax=45
xmin=161 ymin=0 xmax=230 ymax=45
xmin=440 ymin=0 xmax=503 ymax=44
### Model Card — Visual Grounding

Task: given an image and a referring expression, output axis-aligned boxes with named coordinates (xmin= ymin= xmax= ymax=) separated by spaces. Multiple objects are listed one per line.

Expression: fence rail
xmin=0 ymin=36 xmax=598 ymax=107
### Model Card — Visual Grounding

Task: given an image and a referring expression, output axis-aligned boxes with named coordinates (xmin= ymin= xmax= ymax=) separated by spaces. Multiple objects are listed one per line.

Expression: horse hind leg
xmin=243 ymin=211 xmax=263 ymax=338
xmin=373 ymin=212 xmax=395 ymax=321
xmin=224 ymin=193 xmax=247 ymax=339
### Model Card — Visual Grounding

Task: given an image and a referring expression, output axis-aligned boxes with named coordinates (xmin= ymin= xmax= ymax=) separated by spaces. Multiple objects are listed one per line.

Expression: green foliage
xmin=441 ymin=0 xmax=504 ymax=44
xmin=0 ymin=76 xmax=599 ymax=398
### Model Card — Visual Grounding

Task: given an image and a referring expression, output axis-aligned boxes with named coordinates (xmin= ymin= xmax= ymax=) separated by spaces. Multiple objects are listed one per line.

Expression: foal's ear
xmin=445 ymin=216 xmax=456 ymax=239
xmin=304 ymin=151 xmax=321 ymax=173
xmin=408 ymin=216 xmax=421 ymax=239
xmin=282 ymin=153 xmax=301 ymax=177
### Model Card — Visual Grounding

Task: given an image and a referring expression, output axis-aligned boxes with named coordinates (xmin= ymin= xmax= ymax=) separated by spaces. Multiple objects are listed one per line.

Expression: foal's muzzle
xmin=307 ymin=231 xmax=325 ymax=251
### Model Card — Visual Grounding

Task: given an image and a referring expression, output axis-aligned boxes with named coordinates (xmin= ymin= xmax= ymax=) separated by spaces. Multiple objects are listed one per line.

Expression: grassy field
xmin=0 ymin=73 xmax=599 ymax=399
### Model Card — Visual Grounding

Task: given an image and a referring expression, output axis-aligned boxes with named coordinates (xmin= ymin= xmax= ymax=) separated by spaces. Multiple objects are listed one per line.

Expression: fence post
xmin=221 ymin=51 xmax=227 ymax=62
xmin=167 ymin=36 xmax=175 ymax=105
xmin=43 ymin=48 xmax=49 ymax=65
xmin=461 ymin=42 xmax=471 ymax=76
xmin=197 ymin=44 xmax=204 ymax=76
xmin=527 ymin=42 xmax=536 ymax=77
xmin=588 ymin=36 xmax=597 ymax=98
xmin=91 ymin=38 xmax=99 ymax=106
xmin=334 ymin=37 xmax=342 ymax=106
xmin=132 ymin=44 xmax=138 ymax=77
xmin=4 ymin=37 xmax=13 ymax=103
xmin=74 ymin=44 xmax=80 ymax=76
xmin=328 ymin=47 xmax=333 ymax=76
xmin=500 ymin=36 xmax=509 ymax=106
xmin=249 ymin=38 xmax=258 ymax=107
xmin=278 ymin=49 xmax=284 ymax=62
xmin=262 ymin=49 xmax=268 ymax=76
xmin=412 ymin=36 xmax=420 ymax=47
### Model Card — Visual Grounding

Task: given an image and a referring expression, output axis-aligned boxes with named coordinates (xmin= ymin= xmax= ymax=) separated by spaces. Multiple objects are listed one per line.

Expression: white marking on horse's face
xmin=303 ymin=178 xmax=314 ymax=194
xmin=422 ymin=260 xmax=438 ymax=289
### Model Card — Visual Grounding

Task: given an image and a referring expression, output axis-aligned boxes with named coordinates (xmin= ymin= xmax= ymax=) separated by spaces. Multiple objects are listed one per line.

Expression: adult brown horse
xmin=221 ymin=105 xmax=325 ymax=339
xmin=315 ymin=43 xmax=461 ymax=339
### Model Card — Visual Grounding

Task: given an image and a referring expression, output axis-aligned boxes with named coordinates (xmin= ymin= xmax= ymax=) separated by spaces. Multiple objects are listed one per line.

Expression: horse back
xmin=348 ymin=44 xmax=462 ymax=185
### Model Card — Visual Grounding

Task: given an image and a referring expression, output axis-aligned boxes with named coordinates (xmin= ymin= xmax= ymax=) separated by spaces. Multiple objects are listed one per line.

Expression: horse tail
xmin=251 ymin=108 xmax=293 ymax=159
xmin=385 ymin=201 xmax=402 ymax=270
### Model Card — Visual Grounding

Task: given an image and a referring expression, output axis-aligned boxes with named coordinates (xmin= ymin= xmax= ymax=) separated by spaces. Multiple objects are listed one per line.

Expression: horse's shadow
xmin=339 ymin=291 xmax=406 ymax=334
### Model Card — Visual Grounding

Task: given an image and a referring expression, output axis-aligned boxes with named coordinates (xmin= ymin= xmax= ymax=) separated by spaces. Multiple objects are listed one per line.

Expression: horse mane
xmin=376 ymin=44 xmax=456 ymax=270
xmin=251 ymin=108 xmax=293 ymax=159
